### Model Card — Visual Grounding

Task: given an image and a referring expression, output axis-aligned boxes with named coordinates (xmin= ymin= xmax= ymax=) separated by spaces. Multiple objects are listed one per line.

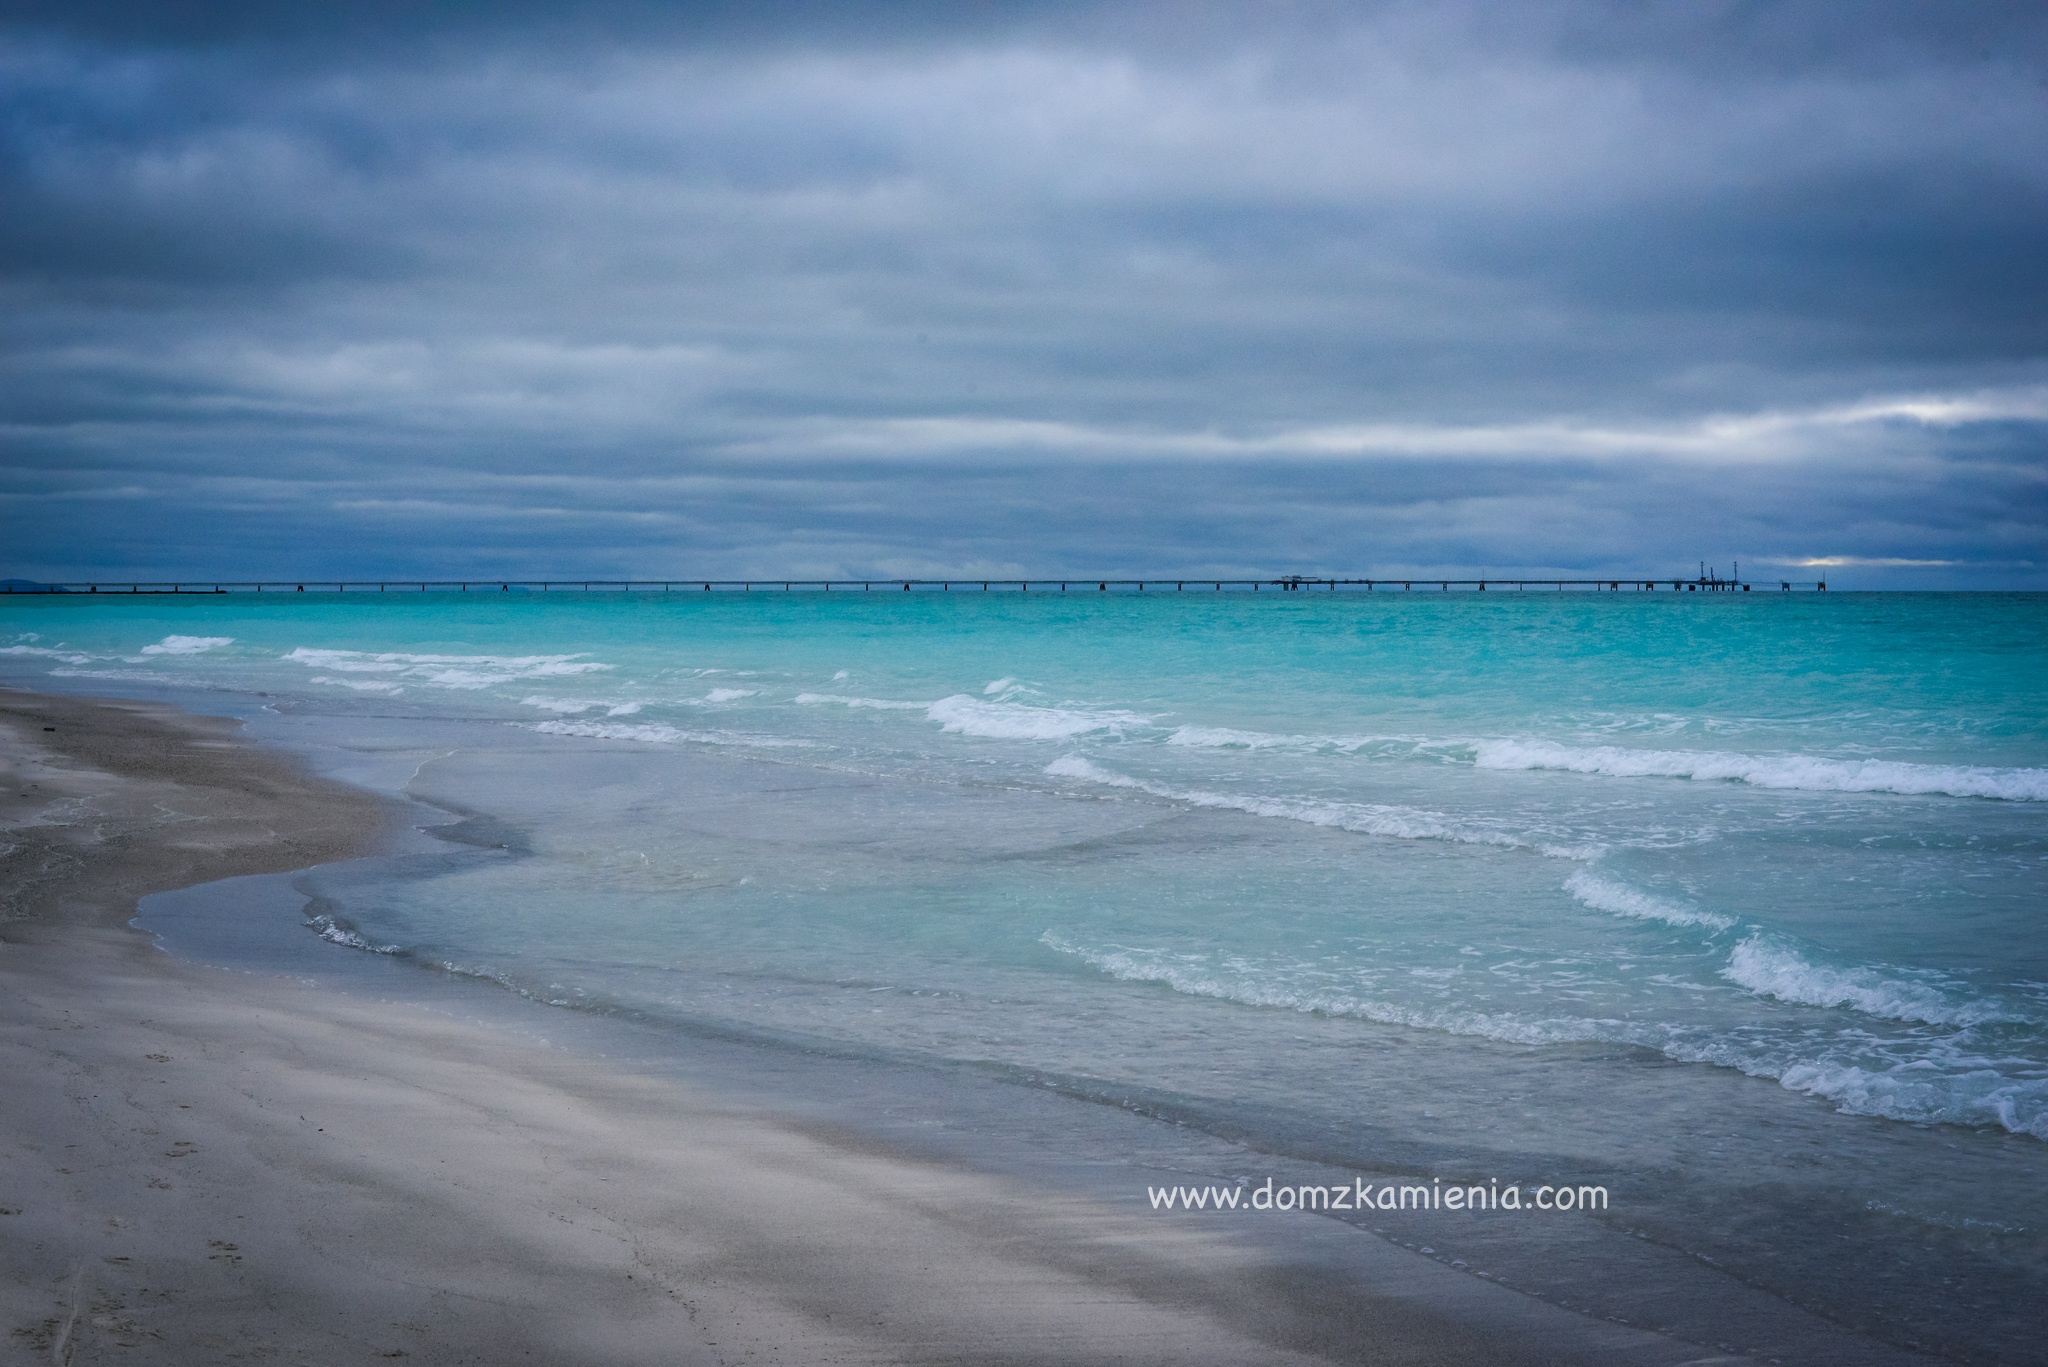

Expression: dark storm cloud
xmin=2 ymin=1 xmax=2044 ymax=584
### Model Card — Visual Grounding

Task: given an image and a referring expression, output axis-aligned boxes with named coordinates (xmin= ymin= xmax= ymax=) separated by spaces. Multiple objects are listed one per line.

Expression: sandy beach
xmin=0 ymin=689 xmax=1927 ymax=1366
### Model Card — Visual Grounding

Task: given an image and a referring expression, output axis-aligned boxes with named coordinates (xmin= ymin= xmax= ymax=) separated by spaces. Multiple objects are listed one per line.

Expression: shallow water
xmin=7 ymin=589 xmax=2046 ymax=1362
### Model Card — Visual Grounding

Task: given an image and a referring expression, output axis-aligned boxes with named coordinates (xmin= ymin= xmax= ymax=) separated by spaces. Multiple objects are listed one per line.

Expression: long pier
xmin=4 ymin=575 xmax=1822 ymax=594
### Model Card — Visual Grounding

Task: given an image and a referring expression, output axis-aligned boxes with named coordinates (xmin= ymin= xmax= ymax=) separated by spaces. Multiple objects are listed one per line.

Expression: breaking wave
xmin=1047 ymin=933 xmax=2048 ymax=1138
xmin=1475 ymin=739 xmax=2048 ymax=801
xmin=305 ymin=913 xmax=400 ymax=955
xmin=520 ymin=695 xmax=641 ymax=715
xmin=1045 ymin=754 xmax=1593 ymax=857
xmin=530 ymin=719 xmax=811 ymax=749
xmin=929 ymin=696 xmax=1148 ymax=741
xmin=140 ymin=635 xmax=233 ymax=655
xmin=1722 ymin=935 xmax=2016 ymax=1027
xmin=1040 ymin=933 xmax=1622 ymax=1047
xmin=794 ymin=692 xmax=930 ymax=710
xmin=1564 ymin=870 xmax=1734 ymax=931
xmin=1164 ymin=725 xmax=1434 ymax=757
xmin=286 ymin=647 xmax=611 ymax=690
xmin=0 ymin=644 xmax=92 ymax=664
xmin=1769 ymin=1059 xmax=2048 ymax=1141
xmin=314 ymin=677 xmax=404 ymax=693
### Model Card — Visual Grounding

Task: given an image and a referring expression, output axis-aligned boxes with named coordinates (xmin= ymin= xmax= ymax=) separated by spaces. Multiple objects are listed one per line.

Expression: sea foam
xmin=314 ymin=676 xmax=404 ymax=693
xmin=929 ymin=696 xmax=1146 ymax=740
xmin=1041 ymin=933 xmax=1625 ymax=1047
xmin=1475 ymin=739 xmax=2048 ymax=801
xmin=50 ymin=668 xmax=172 ymax=682
xmin=1773 ymin=1059 xmax=2048 ymax=1141
xmin=1046 ymin=755 xmax=1590 ymax=856
xmin=286 ymin=647 xmax=612 ymax=690
xmin=531 ymin=719 xmax=811 ymax=749
xmin=140 ymin=635 xmax=233 ymax=655
xmin=1564 ymin=870 xmax=1734 ymax=931
xmin=0 ymin=645 xmax=92 ymax=664
xmin=306 ymin=912 xmax=400 ymax=955
xmin=1165 ymin=725 xmax=1427 ymax=756
xmin=1722 ymin=935 xmax=2012 ymax=1027
xmin=520 ymin=695 xmax=641 ymax=715
xmin=794 ymin=692 xmax=929 ymax=710
xmin=1049 ymin=931 xmax=2048 ymax=1138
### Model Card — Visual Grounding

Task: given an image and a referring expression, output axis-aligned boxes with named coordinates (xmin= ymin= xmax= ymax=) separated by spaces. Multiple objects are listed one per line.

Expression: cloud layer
xmin=3 ymin=1 xmax=2044 ymax=584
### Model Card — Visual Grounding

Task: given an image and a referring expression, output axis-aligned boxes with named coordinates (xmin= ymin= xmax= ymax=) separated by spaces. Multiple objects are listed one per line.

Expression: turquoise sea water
xmin=6 ymin=590 xmax=2046 ymax=1359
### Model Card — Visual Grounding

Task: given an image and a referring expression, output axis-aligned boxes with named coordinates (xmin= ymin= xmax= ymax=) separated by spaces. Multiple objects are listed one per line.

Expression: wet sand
xmin=0 ymin=689 xmax=1898 ymax=1365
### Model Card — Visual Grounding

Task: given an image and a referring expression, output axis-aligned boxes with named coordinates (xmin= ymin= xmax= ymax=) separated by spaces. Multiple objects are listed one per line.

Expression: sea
xmin=5 ymin=588 xmax=2044 ymax=1363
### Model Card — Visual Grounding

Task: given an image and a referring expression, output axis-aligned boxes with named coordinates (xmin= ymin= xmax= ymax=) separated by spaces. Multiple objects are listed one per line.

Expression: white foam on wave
xmin=1564 ymin=870 xmax=1734 ymax=931
xmin=1046 ymin=755 xmax=1592 ymax=857
xmin=701 ymin=688 xmax=757 ymax=703
xmin=520 ymin=696 xmax=641 ymax=715
xmin=50 ymin=668 xmax=172 ymax=682
xmin=1663 ymin=1033 xmax=2048 ymax=1140
xmin=521 ymin=695 xmax=594 ymax=712
xmin=140 ymin=635 xmax=233 ymax=655
xmin=1475 ymin=738 xmax=2048 ymax=802
xmin=0 ymin=644 xmax=92 ymax=664
xmin=794 ymin=692 xmax=929 ymax=710
xmin=306 ymin=913 xmax=400 ymax=955
xmin=1169 ymin=725 xmax=1303 ymax=749
xmin=314 ymin=677 xmax=404 ymax=693
xmin=1048 ymin=930 xmax=2048 ymax=1139
xmin=1165 ymin=725 xmax=1422 ymax=754
xmin=983 ymin=677 xmax=1018 ymax=695
xmin=1772 ymin=1059 xmax=2048 ymax=1141
xmin=929 ymin=696 xmax=1147 ymax=741
xmin=1041 ymin=933 xmax=1619 ymax=1047
xmin=286 ymin=647 xmax=611 ymax=690
xmin=1722 ymin=935 xmax=2012 ymax=1027
xmin=530 ymin=719 xmax=811 ymax=749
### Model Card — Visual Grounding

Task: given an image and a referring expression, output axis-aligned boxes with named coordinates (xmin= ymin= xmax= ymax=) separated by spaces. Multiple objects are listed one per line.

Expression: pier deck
xmin=5 ymin=575 xmax=1821 ymax=594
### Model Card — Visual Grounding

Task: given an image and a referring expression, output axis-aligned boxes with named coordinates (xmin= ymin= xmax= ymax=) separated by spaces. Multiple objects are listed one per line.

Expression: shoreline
xmin=0 ymin=689 xmax=1928 ymax=1365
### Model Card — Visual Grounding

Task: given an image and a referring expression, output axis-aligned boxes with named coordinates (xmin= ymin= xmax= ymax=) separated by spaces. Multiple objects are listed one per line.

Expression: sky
xmin=2 ymin=0 xmax=2044 ymax=586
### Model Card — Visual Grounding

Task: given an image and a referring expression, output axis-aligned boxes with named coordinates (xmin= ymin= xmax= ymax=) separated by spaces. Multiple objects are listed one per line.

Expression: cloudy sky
xmin=3 ymin=0 xmax=2043 ymax=585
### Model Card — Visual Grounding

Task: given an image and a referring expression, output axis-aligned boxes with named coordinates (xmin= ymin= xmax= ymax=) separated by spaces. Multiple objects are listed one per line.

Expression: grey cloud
xmin=2 ymin=1 xmax=2044 ymax=584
